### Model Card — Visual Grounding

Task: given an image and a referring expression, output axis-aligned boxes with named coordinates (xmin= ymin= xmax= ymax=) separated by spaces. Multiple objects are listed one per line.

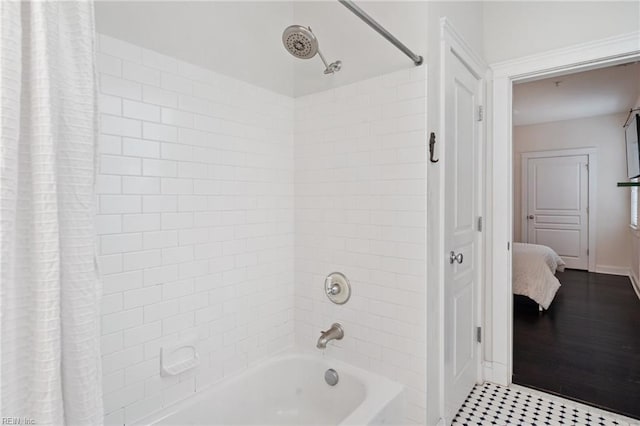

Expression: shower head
xmin=282 ymin=25 xmax=341 ymax=74
xmin=282 ymin=25 xmax=318 ymax=59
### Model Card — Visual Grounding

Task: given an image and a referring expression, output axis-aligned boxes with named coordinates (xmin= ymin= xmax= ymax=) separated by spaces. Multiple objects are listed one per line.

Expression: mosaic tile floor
xmin=452 ymin=382 xmax=640 ymax=426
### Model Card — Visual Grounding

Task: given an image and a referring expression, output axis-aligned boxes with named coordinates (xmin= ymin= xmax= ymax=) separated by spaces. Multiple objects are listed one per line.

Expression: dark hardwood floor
xmin=513 ymin=269 xmax=640 ymax=419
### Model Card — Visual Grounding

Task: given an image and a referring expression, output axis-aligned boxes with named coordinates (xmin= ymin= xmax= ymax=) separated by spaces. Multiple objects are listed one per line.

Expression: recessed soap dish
xmin=324 ymin=272 xmax=351 ymax=305
xmin=160 ymin=344 xmax=200 ymax=376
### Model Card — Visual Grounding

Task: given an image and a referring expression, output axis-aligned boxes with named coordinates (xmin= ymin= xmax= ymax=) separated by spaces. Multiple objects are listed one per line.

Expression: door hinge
xmin=477 ymin=216 xmax=483 ymax=232
xmin=477 ymin=105 xmax=484 ymax=122
xmin=586 ymin=163 xmax=589 ymax=171
xmin=587 ymin=248 xmax=589 ymax=255
xmin=586 ymin=206 xmax=589 ymax=214
xmin=476 ymin=326 xmax=482 ymax=343
xmin=507 ymin=242 xmax=510 ymax=250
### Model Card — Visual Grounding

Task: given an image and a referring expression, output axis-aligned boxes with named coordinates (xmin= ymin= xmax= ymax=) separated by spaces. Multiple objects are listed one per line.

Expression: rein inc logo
xmin=2 ymin=419 xmax=35 ymax=425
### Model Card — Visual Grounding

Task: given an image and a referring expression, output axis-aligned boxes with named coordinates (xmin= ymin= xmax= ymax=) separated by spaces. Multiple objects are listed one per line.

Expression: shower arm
xmin=316 ymin=47 xmax=330 ymax=69
xmin=307 ymin=26 xmax=342 ymax=74
xmin=338 ymin=0 xmax=423 ymax=66
xmin=316 ymin=47 xmax=340 ymax=74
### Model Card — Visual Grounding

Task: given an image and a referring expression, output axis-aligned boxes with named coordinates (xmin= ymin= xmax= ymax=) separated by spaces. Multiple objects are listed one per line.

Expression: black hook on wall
xmin=429 ymin=132 xmax=439 ymax=163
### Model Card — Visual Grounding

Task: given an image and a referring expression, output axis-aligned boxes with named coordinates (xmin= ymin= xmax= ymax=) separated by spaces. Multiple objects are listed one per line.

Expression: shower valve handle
xmin=327 ymin=283 xmax=341 ymax=296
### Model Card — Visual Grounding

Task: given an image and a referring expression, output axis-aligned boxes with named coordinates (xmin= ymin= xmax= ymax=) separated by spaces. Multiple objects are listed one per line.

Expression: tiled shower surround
xmin=96 ymin=35 xmax=427 ymax=425
xmin=96 ymin=35 xmax=295 ymax=424
xmin=294 ymin=71 xmax=428 ymax=424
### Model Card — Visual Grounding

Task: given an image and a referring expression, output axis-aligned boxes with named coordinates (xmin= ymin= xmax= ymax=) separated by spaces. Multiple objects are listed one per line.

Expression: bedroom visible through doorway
xmin=511 ymin=62 xmax=640 ymax=420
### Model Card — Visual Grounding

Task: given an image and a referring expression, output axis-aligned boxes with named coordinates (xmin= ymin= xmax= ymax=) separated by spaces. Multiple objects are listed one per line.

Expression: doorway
xmin=486 ymin=30 xmax=640 ymax=411
xmin=509 ymin=62 xmax=640 ymax=417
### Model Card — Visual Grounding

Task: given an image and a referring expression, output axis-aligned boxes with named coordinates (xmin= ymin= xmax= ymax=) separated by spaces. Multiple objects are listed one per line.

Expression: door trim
xmin=486 ymin=31 xmax=640 ymax=386
xmin=519 ymin=148 xmax=597 ymax=272
xmin=439 ymin=17 xmax=487 ymax=424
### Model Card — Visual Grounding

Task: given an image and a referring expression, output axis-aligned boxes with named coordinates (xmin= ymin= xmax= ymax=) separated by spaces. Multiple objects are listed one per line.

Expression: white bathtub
xmin=139 ymin=352 xmax=405 ymax=425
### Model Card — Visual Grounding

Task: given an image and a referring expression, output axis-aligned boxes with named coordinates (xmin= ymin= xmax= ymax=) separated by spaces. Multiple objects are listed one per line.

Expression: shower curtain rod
xmin=338 ymin=0 xmax=423 ymax=66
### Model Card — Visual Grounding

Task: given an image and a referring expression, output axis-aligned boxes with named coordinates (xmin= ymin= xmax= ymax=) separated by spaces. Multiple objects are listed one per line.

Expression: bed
xmin=512 ymin=242 xmax=566 ymax=310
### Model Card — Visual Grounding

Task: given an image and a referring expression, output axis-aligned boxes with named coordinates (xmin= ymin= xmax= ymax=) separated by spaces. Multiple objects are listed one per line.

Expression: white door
xmin=443 ymin=48 xmax=481 ymax=421
xmin=524 ymin=154 xmax=589 ymax=270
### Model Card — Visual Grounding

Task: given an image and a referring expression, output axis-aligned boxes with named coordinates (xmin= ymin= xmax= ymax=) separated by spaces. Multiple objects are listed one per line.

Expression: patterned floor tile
xmin=451 ymin=382 xmax=639 ymax=426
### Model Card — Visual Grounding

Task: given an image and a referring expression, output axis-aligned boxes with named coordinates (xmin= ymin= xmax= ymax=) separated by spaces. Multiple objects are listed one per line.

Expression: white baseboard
xmin=630 ymin=272 xmax=640 ymax=301
xmin=593 ymin=265 xmax=630 ymax=276
xmin=593 ymin=266 xmax=639 ymax=301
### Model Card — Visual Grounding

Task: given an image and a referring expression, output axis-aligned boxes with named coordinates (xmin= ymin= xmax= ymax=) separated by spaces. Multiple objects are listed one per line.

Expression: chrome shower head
xmin=282 ymin=25 xmax=341 ymax=74
xmin=282 ymin=25 xmax=318 ymax=59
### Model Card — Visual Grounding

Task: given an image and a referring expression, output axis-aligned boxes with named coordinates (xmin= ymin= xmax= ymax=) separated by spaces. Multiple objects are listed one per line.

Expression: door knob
xmin=449 ymin=251 xmax=463 ymax=264
xmin=528 ymin=215 xmax=534 ymax=219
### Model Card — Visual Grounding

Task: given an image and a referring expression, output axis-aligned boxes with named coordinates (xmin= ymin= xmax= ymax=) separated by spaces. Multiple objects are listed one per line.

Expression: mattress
xmin=512 ymin=242 xmax=566 ymax=309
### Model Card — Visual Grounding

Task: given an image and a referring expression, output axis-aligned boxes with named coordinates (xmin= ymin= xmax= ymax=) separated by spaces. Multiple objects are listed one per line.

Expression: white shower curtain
xmin=1 ymin=1 xmax=103 ymax=424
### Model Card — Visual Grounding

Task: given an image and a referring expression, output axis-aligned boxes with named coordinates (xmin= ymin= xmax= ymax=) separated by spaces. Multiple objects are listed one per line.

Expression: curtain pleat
xmin=1 ymin=1 xmax=102 ymax=424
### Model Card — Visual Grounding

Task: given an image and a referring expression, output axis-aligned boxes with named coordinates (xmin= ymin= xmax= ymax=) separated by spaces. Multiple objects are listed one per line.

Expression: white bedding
xmin=513 ymin=243 xmax=566 ymax=310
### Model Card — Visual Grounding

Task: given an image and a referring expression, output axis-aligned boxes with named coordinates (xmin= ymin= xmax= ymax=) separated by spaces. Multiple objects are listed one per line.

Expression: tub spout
xmin=316 ymin=323 xmax=344 ymax=349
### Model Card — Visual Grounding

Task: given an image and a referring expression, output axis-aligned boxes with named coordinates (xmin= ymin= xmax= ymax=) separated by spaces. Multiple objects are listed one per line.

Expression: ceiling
xmin=94 ymin=1 xmax=428 ymax=98
xmin=291 ymin=1 xmax=428 ymax=97
xmin=94 ymin=1 xmax=639 ymax=100
xmin=513 ymin=62 xmax=640 ymax=126
xmin=95 ymin=1 xmax=296 ymax=96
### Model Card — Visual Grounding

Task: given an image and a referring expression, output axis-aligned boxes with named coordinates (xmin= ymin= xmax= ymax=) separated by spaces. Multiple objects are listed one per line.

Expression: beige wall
xmin=513 ymin=112 xmax=631 ymax=272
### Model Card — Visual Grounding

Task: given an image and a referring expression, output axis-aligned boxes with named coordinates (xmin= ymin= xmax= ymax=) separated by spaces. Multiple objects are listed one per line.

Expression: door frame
xmin=520 ymin=148 xmax=597 ymax=272
xmin=486 ymin=31 xmax=640 ymax=386
xmin=438 ymin=17 xmax=487 ymax=424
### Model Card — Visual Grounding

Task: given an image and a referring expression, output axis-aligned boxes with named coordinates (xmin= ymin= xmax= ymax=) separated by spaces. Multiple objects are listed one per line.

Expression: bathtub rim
xmin=134 ymin=349 xmax=405 ymax=426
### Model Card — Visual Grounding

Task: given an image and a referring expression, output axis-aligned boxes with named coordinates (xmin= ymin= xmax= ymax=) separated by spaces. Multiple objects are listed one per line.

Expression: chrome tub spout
xmin=317 ymin=323 xmax=344 ymax=349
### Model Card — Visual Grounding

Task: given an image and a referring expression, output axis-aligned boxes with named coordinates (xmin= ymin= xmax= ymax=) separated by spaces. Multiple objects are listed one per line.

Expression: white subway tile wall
xmin=293 ymin=69 xmax=428 ymax=424
xmin=97 ymin=34 xmax=428 ymax=426
xmin=96 ymin=35 xmax=294 ymax=424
